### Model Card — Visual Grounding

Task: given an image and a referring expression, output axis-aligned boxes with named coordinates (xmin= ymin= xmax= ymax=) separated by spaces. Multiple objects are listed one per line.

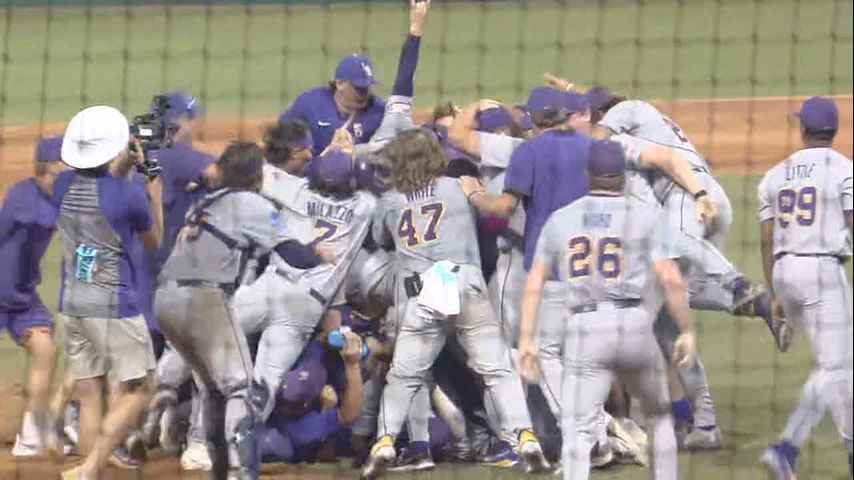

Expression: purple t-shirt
xmin=53 ymin=170 xmax=153 ymax=318
xmin=278 ymin=86 xmax=386 ymax=155
xmin=504 ymin=130 xmax=592 ymax=270
xmin=0 ymin=178 xmax=57 ymax=311
xmin=265 ymin=408 xmax=342 ymax=462
xmin=156 ymin=142 xmax=213 ymax=269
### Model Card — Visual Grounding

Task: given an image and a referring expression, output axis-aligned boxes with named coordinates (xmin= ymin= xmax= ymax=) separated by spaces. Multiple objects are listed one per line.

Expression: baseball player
xmin=156 ymin=142 xmax=328 ymax=479
xmin=518 ymin=140 xmax=697 ymax=480
xmin=1 ymin=136 xmax=66 ymax=457
xmin=360 ymin=128 xmax=547 ymax=480
xmin=757 ymin=96 xmax=853 ymax=479
xmin=279 ymin=0 xmax=428 ymax=157
xmin=234 ymin=147 xmax=377 ymax=427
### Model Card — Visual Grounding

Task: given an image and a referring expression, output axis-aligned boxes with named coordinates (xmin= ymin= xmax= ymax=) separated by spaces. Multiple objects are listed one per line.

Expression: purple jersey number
xmin=397 ymin=202 xmax=445 ymax=247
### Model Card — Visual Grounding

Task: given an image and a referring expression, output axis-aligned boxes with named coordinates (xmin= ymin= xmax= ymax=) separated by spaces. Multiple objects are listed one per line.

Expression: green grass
xmin=1 ymin=174 xmax=851 ymax=479
xmin=0 ymin=0 xmax=852 ymax=125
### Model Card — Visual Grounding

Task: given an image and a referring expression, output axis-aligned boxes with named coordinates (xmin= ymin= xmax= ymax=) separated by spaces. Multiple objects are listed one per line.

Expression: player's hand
xmin=672 ymin=332 xmax=697 ymax=369
xmin=695 ymin=195 xmax=717 ymax=228
xmin=315 ymin=243 xmax=337 ymax=264
xmin=319 ymin=384 xmax=338 ymax=411
xmin=459 ymin=175 xmax=483 ymax=196
xmin=543 ymin=73 xmax=572 ymax=92
xmin=409 ymin=0 xmax=431 ymax=37
xmin=476 ymin=99 xmax=503 ymax=111
xmin=340 ymin=331 xmax=363 ymax=365
xmin=517 ymin=340 xmax=540 ymax=384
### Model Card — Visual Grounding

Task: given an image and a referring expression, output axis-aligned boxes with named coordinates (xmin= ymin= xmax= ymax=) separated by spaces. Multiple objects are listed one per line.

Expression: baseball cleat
xmin=388 ymin=447 xmax=435 ymax=472
xmin=181 ymin=440 xmax=213 ymax=471
xmin=158 ymin=404 xmax=181 ymax=454
xmin=518 ymin=428 xmax=550 ymax=473
xmin=683 ymin=426 xmax=722 ymax=451
xmin=108 ymin=445 xmax=142 ymax=469
xmin=360 ymin=435 xmax=396 ymax=479
xmin=749 ymin=288 xmax=793 ymax=352
xmin=479 ymin=442 xmax=520 ymax=468
xmin=11 ymin=434 xmax=43 ymax=458
xmin=732 ymin=281 xmax=766 ymax=315
xmin=590 ymin=441 xmax=614 ymax=469
xmin=608 ymin=417 xmax=649 ymax=466
xmin=761 ymin=445 xmax=797 ymax=480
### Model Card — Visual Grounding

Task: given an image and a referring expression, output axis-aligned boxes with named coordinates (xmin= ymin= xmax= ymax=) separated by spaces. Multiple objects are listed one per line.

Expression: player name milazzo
xmin=306 ymin=201 xmax=355 ymax=224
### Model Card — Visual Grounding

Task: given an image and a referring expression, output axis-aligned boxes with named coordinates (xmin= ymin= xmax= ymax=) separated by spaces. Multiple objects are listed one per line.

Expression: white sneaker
xmin=181 ymin=441 xmax=213 ymax=471
xmin=12 ymin=434 xmax=43 ymax=457
xmin=608 ymin=417 xmax=649 ymax=466
xmin=683 ymin=426 xmax=722 ymax=450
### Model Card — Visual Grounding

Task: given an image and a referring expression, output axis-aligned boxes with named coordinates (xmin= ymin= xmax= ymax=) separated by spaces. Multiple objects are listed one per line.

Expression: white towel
xmin=417 ymin=261 xmax=461 ymax=317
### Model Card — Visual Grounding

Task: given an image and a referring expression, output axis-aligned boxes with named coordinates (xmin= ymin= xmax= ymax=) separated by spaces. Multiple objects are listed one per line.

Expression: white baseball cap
xmin=61 ymin=105 xmax=130 ymax=169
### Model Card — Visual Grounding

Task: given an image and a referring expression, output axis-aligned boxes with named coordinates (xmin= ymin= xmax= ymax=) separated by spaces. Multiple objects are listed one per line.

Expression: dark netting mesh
xmin=0 ymin=1 xmax=851 ymax=479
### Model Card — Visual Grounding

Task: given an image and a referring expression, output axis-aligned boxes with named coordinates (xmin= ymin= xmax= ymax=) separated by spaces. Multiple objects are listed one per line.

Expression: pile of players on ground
xmin=5 ymin=2 xmax=852 ymax=480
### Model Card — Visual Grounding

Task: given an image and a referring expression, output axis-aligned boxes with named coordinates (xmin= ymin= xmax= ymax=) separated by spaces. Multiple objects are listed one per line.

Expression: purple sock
xmin=777 ymin=441 xmax=799 ymax=467
xmin=671 ymin=398 xmax=694 ymax=425
xmin=408 ymin=441 xmax=430 ymax=456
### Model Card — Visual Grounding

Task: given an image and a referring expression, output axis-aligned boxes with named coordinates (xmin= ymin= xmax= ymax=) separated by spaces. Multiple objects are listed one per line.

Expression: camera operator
xmin=153 ymin=91 xmax=216 ymax=270
xmin=53 ymin=105 xmax=162 ymax=480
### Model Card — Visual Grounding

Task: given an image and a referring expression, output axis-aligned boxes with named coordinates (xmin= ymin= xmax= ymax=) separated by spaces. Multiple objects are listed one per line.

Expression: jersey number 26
xmin=567 ymin=235 xmax=623 ymax=280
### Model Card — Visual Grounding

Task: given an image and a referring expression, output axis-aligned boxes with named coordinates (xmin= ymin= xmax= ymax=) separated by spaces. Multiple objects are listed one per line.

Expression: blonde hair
xmin=383 ymin=129 xmax=446 ymax=193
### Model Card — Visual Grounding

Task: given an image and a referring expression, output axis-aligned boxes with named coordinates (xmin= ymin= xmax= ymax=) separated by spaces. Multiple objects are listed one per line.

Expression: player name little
xmin=785 ymin=162 xmax=816 ymax=181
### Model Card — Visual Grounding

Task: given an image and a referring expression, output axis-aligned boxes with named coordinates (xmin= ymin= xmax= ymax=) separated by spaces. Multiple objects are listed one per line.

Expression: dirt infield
xmin=1 ymin=96 xmax=851 ymax=201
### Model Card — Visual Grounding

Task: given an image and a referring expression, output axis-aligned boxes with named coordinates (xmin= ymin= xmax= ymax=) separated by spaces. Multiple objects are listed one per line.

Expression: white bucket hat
xmin=61 ymin=105 xmax=130 ymax=169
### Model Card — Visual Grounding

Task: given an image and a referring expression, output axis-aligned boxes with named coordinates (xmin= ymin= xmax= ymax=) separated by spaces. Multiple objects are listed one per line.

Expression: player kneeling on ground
xmin=517 ymin=140 xmax=697 ymax=480
xmin=361 ymin=128 xmax=548 ymax=479
xmin=155 ymin=142 xmax=330 ymax=480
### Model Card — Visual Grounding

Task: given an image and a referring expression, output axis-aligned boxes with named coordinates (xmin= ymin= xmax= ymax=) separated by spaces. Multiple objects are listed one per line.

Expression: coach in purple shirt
xmin=0 ymin=136 xmax=66 ymax=457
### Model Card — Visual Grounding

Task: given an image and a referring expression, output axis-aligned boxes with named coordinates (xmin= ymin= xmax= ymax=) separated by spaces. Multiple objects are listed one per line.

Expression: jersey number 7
xmin=398 ymin=202 xmax=444 ymax=247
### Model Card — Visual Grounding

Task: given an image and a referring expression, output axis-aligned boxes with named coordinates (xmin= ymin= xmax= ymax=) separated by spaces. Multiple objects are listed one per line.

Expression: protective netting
xmin=0 ymin=1 xmax=852 ymax=479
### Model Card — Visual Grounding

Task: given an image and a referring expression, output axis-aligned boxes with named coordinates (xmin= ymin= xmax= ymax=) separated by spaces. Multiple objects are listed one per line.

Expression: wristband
xmin=693 ymin=189 xmax=708 ymax=200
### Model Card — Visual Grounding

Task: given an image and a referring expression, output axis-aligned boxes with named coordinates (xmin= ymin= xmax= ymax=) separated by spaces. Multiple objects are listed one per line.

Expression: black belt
xmin=570 ymin=298 xmax=642 ymax=315
xmin=174 ymin=279 xmax=236 ymax=296
xmin=774 ymin=252 xmax=847 ymax=263
xmin=274 ymin=267 xmax=327 ymax=305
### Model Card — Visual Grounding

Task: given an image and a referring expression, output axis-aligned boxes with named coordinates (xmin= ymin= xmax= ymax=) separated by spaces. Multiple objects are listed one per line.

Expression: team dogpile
xmin=2 ymin=2 xmax=852 ymax=480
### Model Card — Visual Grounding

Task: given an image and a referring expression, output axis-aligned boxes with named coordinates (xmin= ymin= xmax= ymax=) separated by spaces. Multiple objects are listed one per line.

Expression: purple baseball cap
xmin=309 ymin=149 xmax=354 ymax=187
xmin=514 ymin=104 xmax=533 ymax=130
xmin=526 ymin=86 xmax=568 ymax=115
xmin=157 ymin=91 xmax=201 ymax=124
xmin=587 ymin=140 xmax=626 ymax=178
xmin=278 ymin=360 xmax=328 ymax=405
xmin=565 ymin=91 xmax=589 ymax=114
xmin=794 ymin=96 xmax=839 ymax=132
xmin=584 ymin=86 xmax=615 ymax=112
xmin=335 ymin=54 xmax=380 ymax=88
xmin=35 ymin=135 xmax=63 ymax=163
xmin=476 ymin=107 xmax=515 ymax=133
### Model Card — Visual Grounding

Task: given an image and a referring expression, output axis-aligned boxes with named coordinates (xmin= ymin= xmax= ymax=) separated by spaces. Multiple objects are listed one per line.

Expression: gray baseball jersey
xmin=758 ymin=147 xmax=853 ymax=258
xmin=263 ymin=164 xmax=378 ymax=302
xmin=601 ymin=100 xmax=709 ymax=203
xmin=373 ymin=177 xmax=481 ymax=274
xmin=159 ymin=189 xmax=288 ymax=285
xmin=478 ymin=132 xmax=525 ymax=179
xmin=534 ymin=194 xmax=674 ymax=307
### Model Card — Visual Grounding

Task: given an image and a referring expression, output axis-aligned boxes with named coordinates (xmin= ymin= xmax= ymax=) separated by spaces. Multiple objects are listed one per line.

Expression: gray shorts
xmin=61 ymin=314 xmax=156 ymax=383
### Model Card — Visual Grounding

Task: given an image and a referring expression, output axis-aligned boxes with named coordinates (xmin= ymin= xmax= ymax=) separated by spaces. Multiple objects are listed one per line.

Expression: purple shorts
xmin=0 ymin=300 xmax=53 ymax=345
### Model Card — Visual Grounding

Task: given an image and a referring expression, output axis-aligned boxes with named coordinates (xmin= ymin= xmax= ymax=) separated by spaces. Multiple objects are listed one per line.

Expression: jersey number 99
xmin=568 ymin=235 xmax=623 ymax=280
xmin=398 ymin=202 xmax=444 ymax=247
xmin=777 ymin=186 xmax=817 ymax=228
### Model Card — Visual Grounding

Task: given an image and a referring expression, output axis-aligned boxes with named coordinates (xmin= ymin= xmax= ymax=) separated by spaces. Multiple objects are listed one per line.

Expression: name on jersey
xmin=306 ymin=201 xmax=354 ymax=224
xmin=583 ymin=212 xmax=612 ymax=229
xmin=785 ymin=162 xmax=816 ymax=181
xmin=405 ymin=183 xmax=436 ymax=203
